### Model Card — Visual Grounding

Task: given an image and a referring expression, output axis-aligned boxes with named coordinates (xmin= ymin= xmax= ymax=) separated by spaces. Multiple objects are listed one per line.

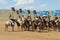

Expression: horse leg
xmin=24 ymin=24 xmax=26 ymax=31
xmin=39 ymin=24 xmax=44 ymax=32
xmin=21 ymin=25 xmax=23 ymax=31
xmin=54 ymin=25 xmax=56 ymax=31
xmin=18 ymin=26 xmax=20 ymax=31
xmin=47 ymin=25 xmax=50 ymax=31
xmin=52 ymin=25 xmax=56 ymax=31
xmin=44 ymin=24 xmax=47 ymax=30
xmin=34 ymin=25 xmax=37 ymax=31
xmin=51 ymin=25 xmax=54 ymax=30
xmin=26 ymin=25 xmax=29 ymax=31
xmin=38 ymin=25 xmax=41 ymax=32
xmin=12 ymin=26 xmax=14 ymax=32
xmin=41 ymin=24 xmax=44 ymax=32
xmin=31 ymin=23 xmax=34 ymax=31
xmin=58 ymin=26 xmax=60 ymax=32
xmin=46 ymin=25 xmax=48 ymax=30
xmin=26 ymin=24 xmax=28 ymax=31
xmin=5 ymin=26 xmax=8 ymax=32
xmin=23 ymin=24 xmax=26 ymax=31
xmin=39 ymin=25 xmax=42 ymax=32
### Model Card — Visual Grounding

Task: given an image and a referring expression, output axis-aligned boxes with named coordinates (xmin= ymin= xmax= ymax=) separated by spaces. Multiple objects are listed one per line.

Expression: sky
xmin=0 ymin=0 xmax=60 ymax=10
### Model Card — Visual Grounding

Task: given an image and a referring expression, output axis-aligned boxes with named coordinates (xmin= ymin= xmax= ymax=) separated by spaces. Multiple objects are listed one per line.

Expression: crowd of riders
xmin=8 ymin=7 xmax=60 ymax=32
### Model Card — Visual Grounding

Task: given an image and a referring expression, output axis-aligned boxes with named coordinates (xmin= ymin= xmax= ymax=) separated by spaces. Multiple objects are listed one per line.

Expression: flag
xmin=25 ymin=11 xmax=29 ymax=16
xmin=52 ymin=10 xmax=60 ymax=16
xmin=56 ymin=10 xmax=60 ymax=16
xmin=41 ymin=11 xmax=49 ymax=16
xmin=19 ymin=11 xmax=25 ymax=15
xmin=35 ymin=12 xmax=40 ymax=16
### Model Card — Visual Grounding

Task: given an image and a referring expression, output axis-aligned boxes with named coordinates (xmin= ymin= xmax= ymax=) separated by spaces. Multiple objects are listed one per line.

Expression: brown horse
xmin=38 ymin=21 xmax=43 ymax=32
xmin=50 ymin=20 xmax=56 ymax=31
xmin=31 ymin=20 xmax=36 ymax=31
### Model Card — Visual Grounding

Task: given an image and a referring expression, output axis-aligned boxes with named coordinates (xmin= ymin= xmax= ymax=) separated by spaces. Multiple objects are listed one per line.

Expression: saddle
xmin=27 ymin=20 xmax=32 ymax=25
xmin=35 ymin=20 xmax=39 ymax=25
xmin=55 ymin=20 xmax=59 ymax=26
xmin=9 ymin=20 xmax=15 ymax=26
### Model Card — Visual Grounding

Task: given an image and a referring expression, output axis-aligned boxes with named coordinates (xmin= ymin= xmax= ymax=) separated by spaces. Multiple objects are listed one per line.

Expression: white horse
xmin=5 ymin=20 xmax=15 ymax=32
xmin=5 ymin=18 xmax=23 ymax=32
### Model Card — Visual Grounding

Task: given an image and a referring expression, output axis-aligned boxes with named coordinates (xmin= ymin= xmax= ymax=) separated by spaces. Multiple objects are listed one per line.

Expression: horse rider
xmin=17 ymin=16 xmax=23 ymax=31
xmin=27 ymin=15 xmax=32 ymax=26
xmin=25 ymin=15 xmax=32 ymax=31
xmin=9 ymin=14 xmax=15 ymax=25
xmin=16 ymin=16 xmax=23 ymax=26
xmin=21 ymin=15 xmax=26 ymax=23
xmin=41 ymin=16 xmax=46 ymax=29
xmin=21 ymin=15 xmax=26 ymax=29
xmin=34 ymin=16 xmax=39 ymax=29
xmin=38 ymin=16 xmax=42 ymax=22
xmin=45 ymin=16 xmax=51 ymax=29
xmin=54 ymin=17 xmax=59 ymax=27
xmin=38 ymin=16 xmax=42 ymax=26
xmin=9 ymin=8 xmax=18 ymax=23
xmin=41 ymin=16 xmax=46 ymax=24
xmin=9 ymin=14 xmax=14 ymax=21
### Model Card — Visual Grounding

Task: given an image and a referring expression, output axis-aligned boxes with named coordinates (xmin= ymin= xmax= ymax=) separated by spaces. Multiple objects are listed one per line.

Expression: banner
xmin=41 ymin=11 xmax=49 ymax=16
xmin=19 ymin=9 xmax=60 ymax=16
xmin=19 ymin=11 xmax=25 ymax=15
xmin=52 ymin=10 xmax=57 ymax=16
xmin=25 ymin=11 xmax=29 ymax=16
xmin=35 ymin=12 xmax=40 ymax=16
xmin=56 ymin=10 xmax=60 ymax=16
xmin=52 ymin=10 xmax=60 ymax=16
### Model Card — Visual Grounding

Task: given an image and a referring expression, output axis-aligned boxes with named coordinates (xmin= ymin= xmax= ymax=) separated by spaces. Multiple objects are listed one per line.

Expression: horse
xmin=46 ymin=21 xmax=51 ymax=31
xmin=50 ymin=17 xmax=59 ymax=31
xmin=5 ymin=19 xmax=16 ymax=32
xmin=45 ymin=17 xmax=51 ymax=31
xmin=38 ymin=21 xmax=43 ymax=32
xmin=22 ymin=16 xmax=32 ymax=31
xmin=31 ymin=20 xmax=35 ymax=31
xmin=58 ymin=21 xmax=60 ymax=31
xmin=50 ymin=20 xmax=56 ymax=31
xmin=5 ymin=18 xmax=23 ymax=32
xmin=38 ymin=17 xmax=49 ymax=31
xmin=23 ymin=18 xmax=32 ymax=31
xmin=41 ymin=17 xmax=47 ymax=30
xmin=32 ymin=19 xmax=44 ymax=32
xmin=16 ymin=18 xmax=23 ymax=31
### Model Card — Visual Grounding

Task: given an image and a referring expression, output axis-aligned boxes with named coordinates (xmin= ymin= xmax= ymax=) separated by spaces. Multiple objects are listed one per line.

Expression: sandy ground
xmin=0 ymin=20 xmax=60 ymax=40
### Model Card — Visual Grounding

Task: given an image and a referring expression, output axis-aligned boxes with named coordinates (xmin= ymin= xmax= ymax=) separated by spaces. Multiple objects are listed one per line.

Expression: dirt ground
xmin=0 ymin=20 xmax=60 ymax=40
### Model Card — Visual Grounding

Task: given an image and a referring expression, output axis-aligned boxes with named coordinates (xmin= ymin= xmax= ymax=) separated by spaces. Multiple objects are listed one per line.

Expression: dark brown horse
xmin=50 ymin=20 xmax=56 ymax=31
xmin=31 ymin=20 xmax=35 ymax=31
